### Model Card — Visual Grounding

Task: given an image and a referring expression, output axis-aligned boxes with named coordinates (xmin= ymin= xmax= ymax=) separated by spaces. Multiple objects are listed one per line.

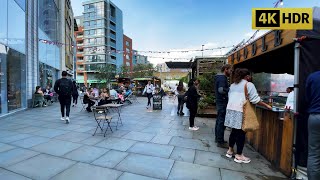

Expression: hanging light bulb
xmin=280 ymin=0 xmax=284 ymax=6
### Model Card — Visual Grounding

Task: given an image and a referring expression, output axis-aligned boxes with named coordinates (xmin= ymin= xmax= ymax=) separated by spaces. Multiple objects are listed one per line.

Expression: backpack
xmin=58 ymin=79 xmax=72 ymax=96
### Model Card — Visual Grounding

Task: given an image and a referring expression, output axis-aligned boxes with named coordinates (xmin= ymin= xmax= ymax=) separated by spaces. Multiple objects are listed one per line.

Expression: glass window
xmin=126 ymin=55 xmax=130 ymax=60
xmin=126 ymin=41 xmax=130 ymax=46
xmin=90 ymin=30 xmax=95 ymax=35
xmin=84 ymin=13 xmax=89 ymax=19
xmin=0 ymin=0 xmax=7 ymax=45
xmin=14 ymin=0 xmax=26 ymax=11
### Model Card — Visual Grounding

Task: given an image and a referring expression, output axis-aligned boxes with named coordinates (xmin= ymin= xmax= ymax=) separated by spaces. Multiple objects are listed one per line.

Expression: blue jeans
xmin=215 ymin=101 xmax=227 ymax=143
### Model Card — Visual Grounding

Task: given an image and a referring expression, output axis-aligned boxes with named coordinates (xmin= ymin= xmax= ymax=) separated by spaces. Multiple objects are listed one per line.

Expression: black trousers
xmin=229 ymin=128 xmax=246 ymax=155
xmin=308 ymin=114 xmax=320 ymax=180
xmin=72 ymin=94 xmax=78 ymax=105
xmin=86 ymin=100 xmax=95 ymax=111
xmin=147 ymin=93 xmax=152 ymax=106
xmin=58 ymin=95 xmax=71 ymax=117
xmin=189 ymin=105 xmax=197 ymax=127
xmin=215 ymin=101 xmax=227 ymax=143
xmin=177 ymin=95 xmax=184 ymax=113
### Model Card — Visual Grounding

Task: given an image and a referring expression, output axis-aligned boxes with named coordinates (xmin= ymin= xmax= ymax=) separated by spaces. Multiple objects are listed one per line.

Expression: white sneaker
xmin=189 ymin=126 xmax=199 ymax=131
xmin=61 ymin=117 xmax=65 ymax=121
xmin=65 ymin=117 xmax=70 ymax=124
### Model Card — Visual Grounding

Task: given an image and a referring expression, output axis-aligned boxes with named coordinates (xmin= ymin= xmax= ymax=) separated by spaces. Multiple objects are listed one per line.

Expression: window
xmin=126 ymin=41 xmax=130 ymax=46
xmin=126 ymin=48 xmax=130 ymax=53
xmin=126 ymin=55 xmax=130 ymax=60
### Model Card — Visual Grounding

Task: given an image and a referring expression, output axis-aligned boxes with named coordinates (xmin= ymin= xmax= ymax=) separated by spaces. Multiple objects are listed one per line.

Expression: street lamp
xmin=202 ymin=45 xmax=204 ymax=58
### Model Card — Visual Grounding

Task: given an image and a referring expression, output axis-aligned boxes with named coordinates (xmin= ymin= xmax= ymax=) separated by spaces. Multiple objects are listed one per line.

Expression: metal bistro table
xmin=101 ymin=103 xmax=123 ymax=129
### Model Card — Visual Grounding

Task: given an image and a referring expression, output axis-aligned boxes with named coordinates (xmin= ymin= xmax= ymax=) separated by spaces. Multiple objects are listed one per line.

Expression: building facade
xmin=75 ymin=16 xmax=85 ymax=85
xmin=133 ymin=50 xmax=149 ymax=65
xmin=81 ymin=0 xmax=124 ymax=86
xmin=123 ymin=34 xmax=133 ymax=70
xmin=0 ymin=0 xmax=75 ymax=117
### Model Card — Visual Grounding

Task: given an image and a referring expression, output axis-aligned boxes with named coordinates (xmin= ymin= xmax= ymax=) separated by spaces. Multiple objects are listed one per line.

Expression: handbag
xmin=242 ymin=82 xmax=259 ymax=132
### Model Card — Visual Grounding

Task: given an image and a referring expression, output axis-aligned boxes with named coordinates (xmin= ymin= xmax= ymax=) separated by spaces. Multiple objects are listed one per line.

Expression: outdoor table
xmin=101 ymin=104 xmax=123 ymax=129
xmin=90 ymin=97 xmax=101 ymax=106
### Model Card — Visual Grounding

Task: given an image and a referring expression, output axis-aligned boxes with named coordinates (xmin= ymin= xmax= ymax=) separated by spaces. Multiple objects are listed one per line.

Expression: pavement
xmin=0 ymin=97 xmax=287 ymax=180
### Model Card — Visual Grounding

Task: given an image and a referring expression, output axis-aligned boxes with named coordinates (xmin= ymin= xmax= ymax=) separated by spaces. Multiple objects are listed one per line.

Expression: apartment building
xmin=81 ymin=0 xmax=124 ymax=85
xmin=133 ymin=50 xmax=149 ymax=65
xmin=123 ymin=34 xmax=133 ymax=70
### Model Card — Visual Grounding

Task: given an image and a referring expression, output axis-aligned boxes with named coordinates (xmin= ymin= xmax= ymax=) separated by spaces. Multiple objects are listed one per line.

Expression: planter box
xmin=197 ymin=106 xmax=217 ymax=118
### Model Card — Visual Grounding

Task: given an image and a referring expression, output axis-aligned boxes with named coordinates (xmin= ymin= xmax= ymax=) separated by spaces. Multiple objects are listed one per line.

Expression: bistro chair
xmin=92 ymin=106 xmax=113 ymax=137
xmin=79 ymin=95 xmax=87 ymax=112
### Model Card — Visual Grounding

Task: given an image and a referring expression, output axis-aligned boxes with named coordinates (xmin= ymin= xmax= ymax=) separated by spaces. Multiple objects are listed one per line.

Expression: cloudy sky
xmin=71 ymin=0 xmax=319 ymax=64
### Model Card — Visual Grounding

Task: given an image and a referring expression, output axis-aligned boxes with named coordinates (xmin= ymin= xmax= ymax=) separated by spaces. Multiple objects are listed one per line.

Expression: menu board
xmin=153 ymin=94 xmax=162 ymax=110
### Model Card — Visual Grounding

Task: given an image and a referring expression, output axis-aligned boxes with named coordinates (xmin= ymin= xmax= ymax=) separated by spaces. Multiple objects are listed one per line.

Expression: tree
xmin=132 ymin=63 xmax=155 ymax=78
xmin=118 ymin=65 xmax=131 ymax=78
xmin=95 ymin=64 xmax=116 ymax=86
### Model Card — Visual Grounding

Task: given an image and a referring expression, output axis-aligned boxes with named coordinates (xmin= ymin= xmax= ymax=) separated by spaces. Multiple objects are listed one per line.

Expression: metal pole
xmin=291 ymin=41 xmax=300 ymax=179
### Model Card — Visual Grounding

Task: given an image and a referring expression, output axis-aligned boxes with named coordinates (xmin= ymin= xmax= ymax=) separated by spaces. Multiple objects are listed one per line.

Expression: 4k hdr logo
xmin=252 ymin=8 xmax=313 ymax=29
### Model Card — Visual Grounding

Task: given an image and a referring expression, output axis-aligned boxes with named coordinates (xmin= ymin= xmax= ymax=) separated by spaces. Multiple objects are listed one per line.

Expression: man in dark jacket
xmin=54 ymin=71 xmax=73 ymax=124
xmin=214 ymin=64 xmax=232 ymax=148
xmin=306 ymin=71 xmax=320 ymax=180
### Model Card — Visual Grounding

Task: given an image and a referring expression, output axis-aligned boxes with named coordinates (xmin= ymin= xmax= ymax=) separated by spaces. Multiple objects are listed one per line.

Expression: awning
xmin=132 ymin=78 xmax=153 ymax=81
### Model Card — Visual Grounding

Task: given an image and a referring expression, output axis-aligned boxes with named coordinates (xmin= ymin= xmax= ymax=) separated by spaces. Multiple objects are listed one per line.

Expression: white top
xmin=285 ymin=91 xmax=294 ymax=109
xmin=144 ymin=84 xmax=154 ymax=94
xmin=227 ymin=79 xmax=261 ymax=113
xmin=109 ymin=89 xmax=118 ymax=98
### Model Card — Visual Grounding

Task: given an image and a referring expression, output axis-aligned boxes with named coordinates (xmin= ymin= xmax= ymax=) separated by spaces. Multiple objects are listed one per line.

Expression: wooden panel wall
xmin=246 ymin=109 xmax=294 ymax=177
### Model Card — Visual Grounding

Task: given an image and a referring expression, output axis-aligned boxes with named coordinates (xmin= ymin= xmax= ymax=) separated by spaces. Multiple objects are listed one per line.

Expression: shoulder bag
xmin=242 ymin=82 xmax=259 ymax=132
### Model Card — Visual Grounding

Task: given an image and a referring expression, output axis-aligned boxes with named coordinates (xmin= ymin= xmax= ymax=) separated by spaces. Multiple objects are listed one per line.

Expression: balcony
xmin=110 ymin=41 xmax=116 ymax=48
xmin=77 ymin=51 xmax=84 ymax=54
xmin=110 ymin=23 xmax=116 ymax=31
xmin=110 ymin=33 xmax=116 ymax=40
xmin=77 ymin=43 xmax=84 ymax=46
xmin=77 ymin=35 xmax=83 ymax=38
xmin=110 ymin=15 xmax=116 ymax=23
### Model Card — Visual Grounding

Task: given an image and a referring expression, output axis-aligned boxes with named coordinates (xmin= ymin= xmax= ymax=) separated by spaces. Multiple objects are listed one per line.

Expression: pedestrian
xmin=185 ymin=78 xmax=201 ymax=131
xmin=54 ymin=71 xmax=73 ymax=124
xmin=306 ymin=71 xmax=320 ymax=180
xmin=175 ymin=80 xmax=186 ymax=116
xmin=224 ymin=68 xmax=271 ymax=163
xmin=72 ymin=81 xmax=79 ymax=107
xmin=143 ymin=81 xmax=154 ymax=109
xmin=214 ymin=64 xmax=232 ymax=148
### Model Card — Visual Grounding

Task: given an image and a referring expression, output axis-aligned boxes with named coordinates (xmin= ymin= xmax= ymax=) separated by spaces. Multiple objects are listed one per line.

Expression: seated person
xmin=34 ymin=86 xmax=47 ymax=107
xmin=83 ymin=88 xmax=95 ymax=112
xmin=109 ymin=88 xmax=118 ymax=99
xmin=98 ymin=88 xmax=112 ymax=105
xmin=43 ymin=86 xmax=53 ymax=103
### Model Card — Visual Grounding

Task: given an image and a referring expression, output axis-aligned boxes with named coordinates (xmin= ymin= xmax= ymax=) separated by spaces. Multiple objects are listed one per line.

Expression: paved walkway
xmin=0 ymin=97 xmax=287 ymax=180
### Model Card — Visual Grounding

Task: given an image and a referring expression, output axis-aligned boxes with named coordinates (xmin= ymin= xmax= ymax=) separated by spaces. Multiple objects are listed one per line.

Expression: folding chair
xmin=79 ymin=96 xmax=87 ymax=112
xmin=92 ymin=106 xmax=113 ymax=137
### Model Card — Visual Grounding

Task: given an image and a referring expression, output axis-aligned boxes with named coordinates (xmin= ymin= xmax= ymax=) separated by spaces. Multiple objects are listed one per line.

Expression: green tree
xmin=95 ymin=64 xmax=116 ymax=86
xmin=132 ymin=63 xmax=155 ymax=78
xmin=118 ymin=65 xmax=131 ymax=78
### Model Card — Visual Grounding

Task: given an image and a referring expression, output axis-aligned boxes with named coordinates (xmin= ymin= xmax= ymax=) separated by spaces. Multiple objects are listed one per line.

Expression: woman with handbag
xmin=224 ymin=68 xmax=271 ymax=164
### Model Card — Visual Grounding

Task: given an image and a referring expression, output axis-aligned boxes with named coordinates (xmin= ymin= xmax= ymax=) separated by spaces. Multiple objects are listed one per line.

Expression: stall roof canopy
xmin=132 ymin=78 xmax=152 ymax=81
xmin=227 ymin=7 xmax=320 ymax=74
xmin=165 ymin=62 xmax=192 ymax=69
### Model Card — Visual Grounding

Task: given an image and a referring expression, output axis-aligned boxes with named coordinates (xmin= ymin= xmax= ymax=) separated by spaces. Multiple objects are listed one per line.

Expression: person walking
xmin=176 ymin=80 xmax=186 ymax=116
xmin=72 ymin=81 xmax=79 ymax=107
xmin=224 ymin=68 xmax=271 ymax=163
xmin=143 ymin=81 xmax=154 ymax=109
xmin=185 ymin=78 xmax=201 ymax=131
xmin=306 ymin=71 xmax=320 ymax=180
xmin=54 ymin=71 xmax=73 ymax=124
xmin=214 ymin=64 xmax=232 ymax=148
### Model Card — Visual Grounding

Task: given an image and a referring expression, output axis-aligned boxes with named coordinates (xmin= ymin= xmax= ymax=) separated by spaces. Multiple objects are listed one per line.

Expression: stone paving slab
xmin=128 ymin=142 xmax=174 ymax=158
xmin=0 ymin=134 xmax=33 ymax=143
xmin=95 ymin=137 xmax=137 ymax=151
xmin=91 ymin=150 xmax=128 ymax=168
xmin=30 ymin=128 xmax=69 ymax=138
xmin=31 ymin=139 xmax=82 ymax=156
xmin=168 ymin=161 xmax=221 ymax=180
xmin=63 ymin=145 xmax=109 ymax=163
xmin=122 ymin=131 xmax=155 ymax=142
xmin=10 ymin=136 xmax=51 ymax=148
xmin=0 ymin=168 xmax=31 ymax=180
xmin=7 ymin=154 xmax=76 ymax=180
xmin=170 ymin=147 xmax=196 ymax=163
xmin=0 ymin=143 xmax=15 ymax=153
xmin=150 ymin=134 xmax=173 ymax=145
xmin=169 ymin=136 xmax=209 ymax=151
xmin=51 ymin=163 xmax=123 ymax=180
xmin=118 ymin=172 xmax=160 ymax=180
xmin=116 ymin=154 xmax=174 ymax=179
xmin=54 ymin=132 xmax=92 ymax=143
xmin=0 ymin=148 xmax=40 ymax=167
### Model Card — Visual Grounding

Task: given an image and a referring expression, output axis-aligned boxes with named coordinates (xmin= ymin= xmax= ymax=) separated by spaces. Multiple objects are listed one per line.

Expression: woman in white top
xmin=224 ymin=68 xmax=271 ymax=164
xmin=143 ymin=81 xmax=154 ymax=109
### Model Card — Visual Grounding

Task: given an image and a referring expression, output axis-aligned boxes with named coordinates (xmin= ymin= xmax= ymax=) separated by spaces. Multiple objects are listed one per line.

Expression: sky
xmin=71 ymin=0 xmax=319 ymax=65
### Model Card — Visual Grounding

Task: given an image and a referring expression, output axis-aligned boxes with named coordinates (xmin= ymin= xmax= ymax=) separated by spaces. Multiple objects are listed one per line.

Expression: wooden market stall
xmin=132 ymin=77 xmax=161 ymax=96
xmin=227 ymin=7 xmax=320 ymax=177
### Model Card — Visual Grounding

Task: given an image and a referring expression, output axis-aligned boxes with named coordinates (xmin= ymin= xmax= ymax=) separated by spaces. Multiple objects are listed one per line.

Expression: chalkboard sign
xmin=153 ymin=94 xmax=162 ymax=110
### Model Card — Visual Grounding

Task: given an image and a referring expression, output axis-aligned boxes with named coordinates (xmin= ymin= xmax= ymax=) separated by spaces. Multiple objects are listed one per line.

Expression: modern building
xmin=60 ymin=0 xmax=75 ymax=76
xmin=81 ymin=0 xmax=124 ymax=85
xmin=156 ymin=63 xmax=170 ymax=72
xmin=123 ymin=34 xmax=133 ymax=70
xmin=133 ymin=50 xmax=149 ymax=65
xmin=0 ymin=0 xmax=75 ymax=117
xmin=75 ymin=16 xmax=85 ymax=85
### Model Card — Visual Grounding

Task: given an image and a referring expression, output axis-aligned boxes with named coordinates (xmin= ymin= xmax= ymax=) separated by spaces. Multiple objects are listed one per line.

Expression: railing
xmin=110 ymin=24 xmax=116 ymax=31
xmin=110 ymin=33 xmax=116 ymax=40
xmin=110 ymin=15 xmax=116 ymax=23
xmin=110 ymin=41 xmax=116 ymax=48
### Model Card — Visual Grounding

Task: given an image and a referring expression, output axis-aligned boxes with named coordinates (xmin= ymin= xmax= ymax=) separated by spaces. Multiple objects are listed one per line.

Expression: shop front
xmin=227 ymin=7 xmax=320 ymax=177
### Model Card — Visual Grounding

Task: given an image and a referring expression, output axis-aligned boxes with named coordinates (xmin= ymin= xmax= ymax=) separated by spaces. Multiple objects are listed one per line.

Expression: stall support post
xmin=291 ymin=42 xmax=301 ymax=179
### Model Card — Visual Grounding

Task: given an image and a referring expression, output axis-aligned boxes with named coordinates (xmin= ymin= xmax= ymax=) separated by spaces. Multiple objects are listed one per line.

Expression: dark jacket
xmin=186 ymin=85 xmax=201 ymax=108
xmin=54 ymin=78 xmax=73 ymax=97
xmin=306 ymin=71 xmax=320 ymax=113
xmin=214 ymin=74 xmax=229 ymax=104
